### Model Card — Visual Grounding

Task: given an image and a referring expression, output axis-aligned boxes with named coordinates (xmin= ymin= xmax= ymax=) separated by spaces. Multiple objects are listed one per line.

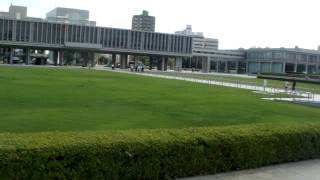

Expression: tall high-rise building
xmin=0 ymin=4 xmax=41 ymax=21
xmin=132 ymin=10 xmax=155 ymax=32
xmin=46 ymin=7 xmax=96 ymax=26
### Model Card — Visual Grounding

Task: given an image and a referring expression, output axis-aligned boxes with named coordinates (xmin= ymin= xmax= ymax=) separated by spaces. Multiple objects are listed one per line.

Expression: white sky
xmin=1 ymin=0 xmax=320 ymax=50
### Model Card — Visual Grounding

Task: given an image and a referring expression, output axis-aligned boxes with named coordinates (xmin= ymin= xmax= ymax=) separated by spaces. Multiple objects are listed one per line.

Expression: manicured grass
xmin=0 ymin=66 xmax=319 ymax=133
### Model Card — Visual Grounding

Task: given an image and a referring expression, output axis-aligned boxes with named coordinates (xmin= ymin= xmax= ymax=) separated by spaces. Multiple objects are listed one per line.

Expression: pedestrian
xmin=111 ymin=64 xmax=115 ymax=70
xmin=284 ymin=82 xmax=289 ymax=92
xmin=130 ymin=64 xmax=134 ymax=72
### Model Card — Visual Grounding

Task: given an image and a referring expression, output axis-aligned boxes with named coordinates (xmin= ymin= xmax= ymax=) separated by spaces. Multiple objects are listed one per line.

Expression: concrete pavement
xmin=180 ymin=159 xmax=320 ymax=180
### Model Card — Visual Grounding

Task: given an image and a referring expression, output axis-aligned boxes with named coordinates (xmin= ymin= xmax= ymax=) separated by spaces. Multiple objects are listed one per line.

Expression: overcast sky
xmin=1 ymin=0 xmax=320 ymax=50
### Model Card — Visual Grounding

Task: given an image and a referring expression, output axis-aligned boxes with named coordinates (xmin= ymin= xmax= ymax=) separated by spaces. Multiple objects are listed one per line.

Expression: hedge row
xmin=1 ymin=123 xmax=320 ymax=179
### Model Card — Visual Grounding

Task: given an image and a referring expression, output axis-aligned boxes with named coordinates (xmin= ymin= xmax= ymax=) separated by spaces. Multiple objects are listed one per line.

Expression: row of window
xmin=247 ymin=51 xmax=320 ymax=63
xmin=0 ymin=19 xmax=192 ymax=54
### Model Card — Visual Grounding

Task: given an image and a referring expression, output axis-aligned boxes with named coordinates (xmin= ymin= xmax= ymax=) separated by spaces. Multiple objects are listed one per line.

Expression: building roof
xmin=247 ymin=47 xmax=320 ymax=55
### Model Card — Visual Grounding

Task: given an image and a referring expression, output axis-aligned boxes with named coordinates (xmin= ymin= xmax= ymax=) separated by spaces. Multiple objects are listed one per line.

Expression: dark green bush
xmin=1 ymin=123 xmax=320 ymax=179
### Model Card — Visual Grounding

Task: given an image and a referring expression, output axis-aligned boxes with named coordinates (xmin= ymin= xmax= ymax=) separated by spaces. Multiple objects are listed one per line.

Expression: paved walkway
xmin=180 ymin=159 xmax=320 ymax=180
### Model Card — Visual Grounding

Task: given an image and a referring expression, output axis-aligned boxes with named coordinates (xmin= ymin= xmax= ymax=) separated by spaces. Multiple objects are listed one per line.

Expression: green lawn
xmin=0 ymin=66 xmax=319 ymax=133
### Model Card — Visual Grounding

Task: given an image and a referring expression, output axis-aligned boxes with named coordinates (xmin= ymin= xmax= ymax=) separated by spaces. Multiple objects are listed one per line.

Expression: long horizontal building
xmin=0 ymin=17 xmax=193 ymax=68
xmin=185 ymin=47 xmax=320 ymax=74
xmin=0 ymin=18 xmax=192 ymax=55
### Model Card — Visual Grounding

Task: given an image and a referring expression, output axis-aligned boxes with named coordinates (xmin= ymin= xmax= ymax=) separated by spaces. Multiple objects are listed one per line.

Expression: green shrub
xmin=1 ymin=123 xmax=320 ymax=179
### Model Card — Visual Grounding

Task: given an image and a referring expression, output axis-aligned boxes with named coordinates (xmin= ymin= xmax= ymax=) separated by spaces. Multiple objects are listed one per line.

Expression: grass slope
xmin=0 ymin=66 xmax=319 ymax=133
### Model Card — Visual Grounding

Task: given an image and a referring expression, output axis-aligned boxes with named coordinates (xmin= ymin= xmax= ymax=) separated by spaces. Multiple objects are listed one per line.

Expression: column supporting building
xmin=225 ymin=61 xmax=228 ymax=73
xmin=120 ymin=54 xmax=128 ymax=69
xmin=234 ymin=61 xmax=239 ymax=74
xmin=24 ymin=48 xmax=30 ymax=65
xmin=201 ymin=57 xmax=210 ymax=73
xmin=160 ymin=56 xmax=168 ymax=71
xmin=58 ymin=51 xmax=64 ymax=66
xmin=294 ymin=61 xmax=298 ymax=72
xmin=9 ymin=48 xmax=14 ymax=64
xmin=246 ymin=61 xmax=249 ymax=74
xmin=175 ymin=57 xmax=182 ymax=71
xmin=112 ymin=54 xmax=117 ymax=66
xmin=53 ymin=50 xmax=58 ymax=66
xmin=89 ymin=52 xmax=95 ymax=67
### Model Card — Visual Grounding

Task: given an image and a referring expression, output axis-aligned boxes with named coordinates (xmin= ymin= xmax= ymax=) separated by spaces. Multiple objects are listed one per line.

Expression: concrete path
xmin=180 ymin=159 xmax=320 ymax=180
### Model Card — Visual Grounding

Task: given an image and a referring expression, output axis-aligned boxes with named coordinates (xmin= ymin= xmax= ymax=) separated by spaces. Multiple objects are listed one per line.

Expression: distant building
xmin=132 ymin=10 xmax=155 ymax=32
xmin=0 ymin=4 xmax=42 ymax=21
xmin=46 ymin=7 xmax=96 ymax=26
xmin=175 ymin=25 xmax=219 ymax=50
xmin=245 ymin=47 xmax=320 ymax=74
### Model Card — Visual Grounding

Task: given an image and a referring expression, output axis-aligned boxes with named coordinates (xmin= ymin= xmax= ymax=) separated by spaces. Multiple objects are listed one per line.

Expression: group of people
xmin=110 ymin=63 xmax=144 ymax=72
xmin=130 ymin=64 xmax=144 ymax=72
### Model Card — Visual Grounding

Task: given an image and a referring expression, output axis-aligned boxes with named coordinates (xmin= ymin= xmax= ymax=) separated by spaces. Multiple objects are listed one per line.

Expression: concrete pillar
xmin=305 ymin=64 xmax=308 ymax=74
xmin=316 ymin=57 xmax=319 ymax=73
xmin=306 ymin=56 xmax=309 ymax=74
xmin=161 ymin=57 xmax=166 ymax=71
xmin=53 ymin=50 xmax=58 ymax=66
xmin=24 ymin=48 xmax=30 ymax=65
xmin=235 ymin=61 xmax=239 ymax=74
xmin=282 ymin=62 xmax=286 ymax=73
xmin=217 ymin=61 xmax=220 ymax=72
xmin=165 ymin=57 xmax=168 ymax=71
xmin=246 ymin=61 xmax=249 ymax=74
xmin=9 ymin=48 xmax=14 ymax=64
xmin=58 ymin=51 xmax=64 ymax=66
xmin=112 ymin=54 xmax=116 ymax=66
xmin=120 ymin=54 xmax=128 ymax=69
xmin=133 ymin=56 xmax=138 ymax=67
xmin=294 ymin=61 xmax=298 ymax=72
xmin=89 ymin=52 xmax=95 ymax=67
xmin=80 ymin=52 xmax=86 ymax=67
xmin=202 ymin=57 xmax=210 ymax=73
xmin=149 ymin=57 xmax=153 ymax=70
xmin=175 ymin=57 xmax=183 ymax=71
xmin=225 ymin=61 xmax=228 ymax=73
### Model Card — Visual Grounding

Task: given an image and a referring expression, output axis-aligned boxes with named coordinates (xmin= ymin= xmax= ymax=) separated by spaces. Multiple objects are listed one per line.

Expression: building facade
xmin=179 ymin=48 xmax=245 ymax=73
xmin=176 ymin=25 xmax=241 ymax=73
xmin=132 ymin=10 xmax=155 ymax=32
xmin=0 ymin=17 xmax=192 ymax=68
xmin=175 ymin=25 xmax=219 ymax=50
xmin=46 ymin=7 xmax=96 ymax=26
xmin=245 ymin=48 xmax=320 ymax=74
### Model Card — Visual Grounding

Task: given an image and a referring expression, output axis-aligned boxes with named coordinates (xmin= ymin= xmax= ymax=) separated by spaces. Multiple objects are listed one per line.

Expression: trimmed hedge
xmin=1 ymin=123 xmax=320 ymax=179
